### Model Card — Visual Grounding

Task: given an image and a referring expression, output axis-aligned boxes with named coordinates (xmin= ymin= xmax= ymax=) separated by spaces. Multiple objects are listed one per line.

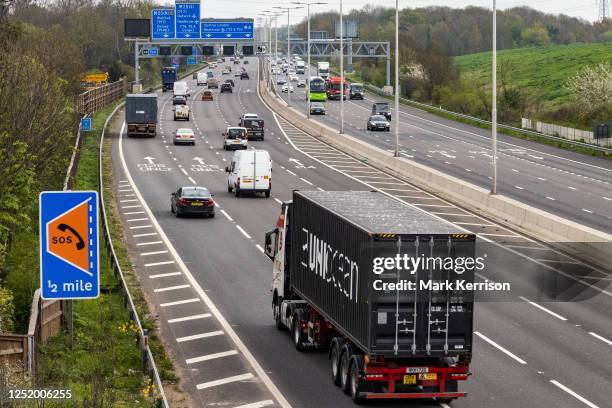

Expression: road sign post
xmin=40 ymin=191 xmax=100 ymax=300
xmin=81 ymin=116 xmax=92 ymax=132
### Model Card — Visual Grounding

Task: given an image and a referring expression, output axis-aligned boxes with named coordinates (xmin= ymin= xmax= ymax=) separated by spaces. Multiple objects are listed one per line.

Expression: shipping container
xmin=125 ymin=94 xmax=157 ymax=137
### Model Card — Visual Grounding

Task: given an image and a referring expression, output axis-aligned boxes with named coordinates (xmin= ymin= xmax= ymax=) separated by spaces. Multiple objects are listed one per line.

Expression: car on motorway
xmin=207 ymin=77 xmax=219 ymax=89
xmin=297 ymin=79 xmax=307 ymax=88
xmin=201 ymin=90 xmax=214 ymax=101
xmin=372 ymin=102 xmax=392 ymax=120
xmin=210 ymin=62 xmax=217 ymax=68
xmin=224 ymin=78 xmax=235 ymax=87
xmin=290 ymin=74 xmax=299 ymax=82
xmin=226 ymin=149 xmax=272 ymax=197
xmin=196 ymin=72 xmax=208 ymax=86
xmin=366 ymin=114 xmax=390 ymax=131
xmin=170 ymin=186 xmax=215 ymax=218
xmin=172 ymin=95 xmax=187 ymax=105
xmin=173 ymin=128 xmax=196 ymax=145
xmin=233 ymin=59 xmax=240 ymax=65
xmin=229 ymin=57 xmax=235 ymax=61
xmin=277 ymin=78 xmax=287 ymax=85
xmin=206 ymin=71 xmax=214 ymax=78
xmin=173 ymin=104 xmax=189 ymax=121
xmin=222 ymin=68 xmax=230 ymax=75
xmin=349 ymin=83 xmax=365 ymax=99
xmin=309 ymin=101 xmax=326 ymax=115
xmin=243 ymin=60 xmax=249 ymax=64
xmin=240 ymin=71 xmax=249 ymax=80
xmin=240 ymin=113 xmax=259 ymax=121
xmin=220 ymin=83 xmax=233 ymax=93
xmin=222 ymin=127 xmax=248 ymax=150
xmin=282 ymin=84 xmax=294 ymax=93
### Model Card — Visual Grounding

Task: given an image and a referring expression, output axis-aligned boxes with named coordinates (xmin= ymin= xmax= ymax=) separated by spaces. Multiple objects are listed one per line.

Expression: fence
xmin=76 ymin=78 xmax=127 ymax=115
xmin=521 ymin=118 xmax=611 ymax=148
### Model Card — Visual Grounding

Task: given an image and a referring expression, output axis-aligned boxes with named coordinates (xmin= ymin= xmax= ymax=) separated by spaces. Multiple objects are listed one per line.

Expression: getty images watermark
xmin=371 ymin=254 xmax=511 ymax=292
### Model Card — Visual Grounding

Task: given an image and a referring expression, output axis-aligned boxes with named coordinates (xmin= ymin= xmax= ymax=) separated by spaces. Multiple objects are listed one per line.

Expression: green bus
xmin=308 ymin=76 xmax=327 ymax=102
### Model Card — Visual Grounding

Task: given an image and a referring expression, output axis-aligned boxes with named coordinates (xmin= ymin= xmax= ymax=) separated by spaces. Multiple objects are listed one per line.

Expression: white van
xmin=226 ymin=150 xmax=272 ymax=197
xmin=196 ymin=72 xmax=208 ymax=86
xmin=173 ymin=81 xmax=190 ymax=97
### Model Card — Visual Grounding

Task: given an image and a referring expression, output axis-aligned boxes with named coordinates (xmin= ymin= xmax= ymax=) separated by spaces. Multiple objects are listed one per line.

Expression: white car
xmin=222 ymin=69 xmax=230 ymax=75
xmin=173 ymin=128 xmax=195 ymax=145
xmin=297 ymin=79 xmax=307 ymax=88
xmin=222 ymin=127 xmax=248 ymax=150
xmin=290 ymin=75 xmax=299 ymax=82
xmin=210 ymin=62 xmax=218 ymax=68
xmin=282 ymin=85 xmax=294 ymax=93
xmin=277 ymin=78 xmax=287 ymax=85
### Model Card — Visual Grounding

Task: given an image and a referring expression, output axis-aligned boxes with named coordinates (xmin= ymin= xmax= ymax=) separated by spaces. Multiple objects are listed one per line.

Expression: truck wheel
xmin=227 ymin=184 xmax=233 ymax=193
xmin=330 ymin=344 xmax=341 ymax=386
xmin=265 ymin=189 xmax=271 ymax=198
xmin=273 ymin=300 xmax=284 ymax=330
xmin=234 ymin=187 xmax=241 ymax=197
xmin=349 ymin=361 xmax=364 ymax=403
xmin=340 ymin=351 xmax=351 ymax=394
xmin=292 ymin=317 xmax=305 ymax=351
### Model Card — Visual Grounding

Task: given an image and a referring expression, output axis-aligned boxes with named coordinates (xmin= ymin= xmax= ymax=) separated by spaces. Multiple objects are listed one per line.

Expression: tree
xmin=521 ymin=25 xmax=550 ymax=46
xmin=565 ymin=63 xmax=612 ymax=114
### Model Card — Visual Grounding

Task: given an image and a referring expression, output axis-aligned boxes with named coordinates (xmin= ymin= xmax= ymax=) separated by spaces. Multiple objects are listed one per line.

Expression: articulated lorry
xmin=126 ymin=94 xmax=158 ymax=137
xmin=265 ymin=190 xmax=475 ymax=403
xmin=161 ymin=67 xmax=177 ymax=92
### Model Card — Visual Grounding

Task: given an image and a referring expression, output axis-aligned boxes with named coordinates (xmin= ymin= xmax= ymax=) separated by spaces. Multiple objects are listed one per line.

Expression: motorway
xmin=107 ymin=57 xmax=612 ymax=407
xmin=270 ymin=64 xmax=612 ymax=233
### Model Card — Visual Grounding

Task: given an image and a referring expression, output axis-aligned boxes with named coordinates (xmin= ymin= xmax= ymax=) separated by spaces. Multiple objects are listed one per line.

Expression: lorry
xmin=173 ymin=81 xmax=190 ymax=97
xmin=326 ymin=76 xmax=349 ymax=100
xmin=126 ymin=94 xmax=158 ymax=137
xmin=161 ymin=67 xmax=177 ymax=92
xmin=173 ymin=104 xmax=190 ymax=121
xmin=295 ymin=60 xmax=306 ymax=74
xmin=197 ymin=72 xmax=208 ymax=86
xmin=317 ymin=61 xmax=330 ymax=79
xmin=265 ymin=190 xmax=475 ymax=403
xmin=238 ymin=114 xmax=265 ymax=141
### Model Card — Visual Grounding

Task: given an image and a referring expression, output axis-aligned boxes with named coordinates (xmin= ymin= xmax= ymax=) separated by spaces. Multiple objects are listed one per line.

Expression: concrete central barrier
xmin=259 ymin=79 xmax=612 ymax=271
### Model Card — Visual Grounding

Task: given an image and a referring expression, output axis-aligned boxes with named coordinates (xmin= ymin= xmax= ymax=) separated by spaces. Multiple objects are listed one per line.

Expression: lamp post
xmin=491 ymin=0 xmax=498 ymax=194
xmin=394 ymin=0 xmax=400 ymax=157
xmin=274 ymin=6 xmax=303 ymax=107
xmin=293 ymin=1 xmax=327 ymax=118
xmin=340 ymin=0 xmax=344 ymax=133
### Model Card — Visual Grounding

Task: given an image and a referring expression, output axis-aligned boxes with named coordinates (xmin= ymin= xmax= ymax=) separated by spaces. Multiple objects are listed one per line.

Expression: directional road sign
xmin=81 ymin=117 xmax=92 ymax=132
xmin=187 ymin=56 xmax=197 ymax=65
xmin=147 ymin=47 xmax=159 ymax=56
xmin=175 ymin=1 xmax=200 ymax=39
xmin=201 ymin=21 xmax=254 ymax=39
xmin=40 ymin=191 xmax=99 ymax=300
xmin=152 ymin=9 xmax=175 ymax=40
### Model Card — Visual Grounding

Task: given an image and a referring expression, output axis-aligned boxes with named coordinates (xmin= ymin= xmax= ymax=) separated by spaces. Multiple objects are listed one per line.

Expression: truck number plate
xmin=406 ymin=367 xmax=429 ymax=374
xmin=402 ymin=375 xmax=416 ymax=385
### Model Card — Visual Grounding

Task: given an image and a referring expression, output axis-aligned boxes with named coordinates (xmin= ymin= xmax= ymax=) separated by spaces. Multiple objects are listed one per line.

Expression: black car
xmin=240 ymin=72 xmax=250 ymax=80
xmin=366 ymin=114 xmax=390 ymax=131
xmin=220 ymin=83 xmax=233 ymax=93
xmin=225 ymin=79 xmax=235 ymax=87
xmin=372 ymin=102 xmax=391 ymax=120
xmin=243 ymin=60 xmax=249 ymax=64
xmin=172 ymin=95 xmax=187 ymax=105
xmin=233 ymin=59 xmax=240 ymax=64
xmin=171 ymin=186 xmax=215 ymax=218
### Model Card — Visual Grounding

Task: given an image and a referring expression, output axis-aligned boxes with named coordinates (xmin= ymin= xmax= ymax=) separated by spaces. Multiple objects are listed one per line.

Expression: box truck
xmin=317 ymin=61 xmax=330 ymax=79
xmin=125 ymin=94 xmax=158 ymax=137
xmin=161 ymin=67 xmax=177 ymax=92
xmin=265 ymin=190 xmax=475 ymax=403
xmin=295 ymin=60 xmax=306 ymax=74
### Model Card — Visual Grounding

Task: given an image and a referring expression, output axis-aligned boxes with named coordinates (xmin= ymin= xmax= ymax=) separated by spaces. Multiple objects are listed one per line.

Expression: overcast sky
xmin=180 ymin=0 xmax=602 ymax=23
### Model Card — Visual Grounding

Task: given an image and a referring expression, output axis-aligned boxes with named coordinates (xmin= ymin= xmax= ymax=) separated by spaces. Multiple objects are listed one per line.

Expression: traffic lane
xmin=271 ymin=74 xmax=612 ymax=230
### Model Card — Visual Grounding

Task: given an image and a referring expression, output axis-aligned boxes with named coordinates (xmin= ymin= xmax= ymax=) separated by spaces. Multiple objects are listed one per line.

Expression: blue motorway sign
xmin=176 ymin=1 xmax=200 ymax=39
xmin=201 ymin=21 xmax=254 ymax=39
xmin=81 ymin=117 xmax=91 ymax=132
xmin=40 ymin=191 xmax=99 ymax=300
xmin=152 ymin=9 xmax=175 ymax=40
xmin=187 ymin=56 xmax=197 ymax=65
xmin=147 ymin=47 xmax=159 ymax=56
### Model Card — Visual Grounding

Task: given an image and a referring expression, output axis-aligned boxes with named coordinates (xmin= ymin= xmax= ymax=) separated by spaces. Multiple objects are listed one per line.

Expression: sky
xmin=177 ymin=0 xmax=604 ymax=23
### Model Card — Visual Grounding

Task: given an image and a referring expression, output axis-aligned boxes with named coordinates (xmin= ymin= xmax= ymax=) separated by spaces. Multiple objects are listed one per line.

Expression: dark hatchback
xmin=171 ymin=187 xmax=215 ymax=218
xmin=220 ymin=83 xmax=233 ymax=93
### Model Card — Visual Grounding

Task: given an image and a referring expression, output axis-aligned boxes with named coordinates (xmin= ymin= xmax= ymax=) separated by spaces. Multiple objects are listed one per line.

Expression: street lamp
xmin=293 ymin=1 xmax=327 ymax=118
xmin=340 ymin=0 xmax=344 ymax=134
xmin=274 ymin=5 xmax=304 ymax=107
xmin=491 ymin=0 xmax=498 ymax=194
xmin=394 ymin=0 xmax=400 ymax=157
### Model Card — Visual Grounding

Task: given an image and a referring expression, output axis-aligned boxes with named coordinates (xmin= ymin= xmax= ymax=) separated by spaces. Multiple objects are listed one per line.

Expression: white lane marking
xmin=120 ymin=199 xmax=139 ymax=203
xmin=220 ymin=209 xmax=233 ymax=221
xmin=286 ymin=169 xmax=297 ymax=176
xmin=160 ymin=298 xmax=200 ymax=307
xmin=236 ymin=225 xmax=252 ymax=239
xmin=474 ymin=331 xmax=527 ymax=365
xmin=181 ymin=168 xmax=189 ymax=176
xmin=118 ymin=189 xmax=133 ymax=192
xmin=188 ymin=176 xmax=197 ymax=185
xmin=478 ymin=233 xmax=518 ymax=237
xmin=122 ymin=205 xmax=142 ymax=209
xmin=186 ymin=350 xmax=238 ymax=364
xmin=117 ymin=122 xmax=291 ymax=408
xmin=168 ymin=313 xmax=211 ymax=323
xmin=130 ymin=225 xmax=153 ymax=229
xmin=176 ymin=330 xmax=224 ymax=343
xmin=255 ymin=244 xmax=264 ymax=253
xmin=412 ymin=204 xmax=455 ymax=208
xmin=515 ymin=186 xmax=524 ymax=190
xmin=154 ymin=284 xmax=190 ymax=293
xmin=550 ymin=380 xmax=600 ymax=408
xmin=121 ymin=193 xmax=136 ymax=197
xmin=588 ymin=332 xmax=612 ymax=346
xmin=430 ymin=212 xmax=472 ymax=216
xmin=273 ymin=198 xmax=283 ymax=205
xmin=196 ymin=373 xmax=254 ymax=390
xmin=299 ymin=177 xmax=313 ymax=185
xmin=519 ymin=297 xmax=568 ymax=321
xmin=133 ymin=232 xmax=157 ymax=238
xmin=124 ymin=211 xmax=145 ymax=215
xmin=234 ymin=401 xmax=275 ymax=408
xmin=546 ymin=196 xmax=556 ymax=201
xmin=149 ymin=272 xmax=182 ymax=279
xmin=141 ymin=250 xmax=169 ymax=256
xmin=568 ymin=186 xmax=576 ymax=190
xmin=144 ymin=260 xmax=175 ymax=267
xmin=581 ymin=208 xmax=593 ymax=213
xmin=128 ymin=218 xmax=149 ymax=222
xmin=505 ymin=245 xmax=549 ymax=250
xmin=317 ymin=187 xmax=325 ymax=191
xmin=137 ymin=241 xmax=163 ymax=246
xmin=535 ymin=259 xmax=580 ymax=264
xmin=453 ymin=222 xmax=497 ymax=227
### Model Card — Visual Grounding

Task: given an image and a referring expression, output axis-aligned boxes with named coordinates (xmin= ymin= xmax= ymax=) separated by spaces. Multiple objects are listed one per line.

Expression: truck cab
xmin=372 ymin=102 xmax=392 ymax=120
